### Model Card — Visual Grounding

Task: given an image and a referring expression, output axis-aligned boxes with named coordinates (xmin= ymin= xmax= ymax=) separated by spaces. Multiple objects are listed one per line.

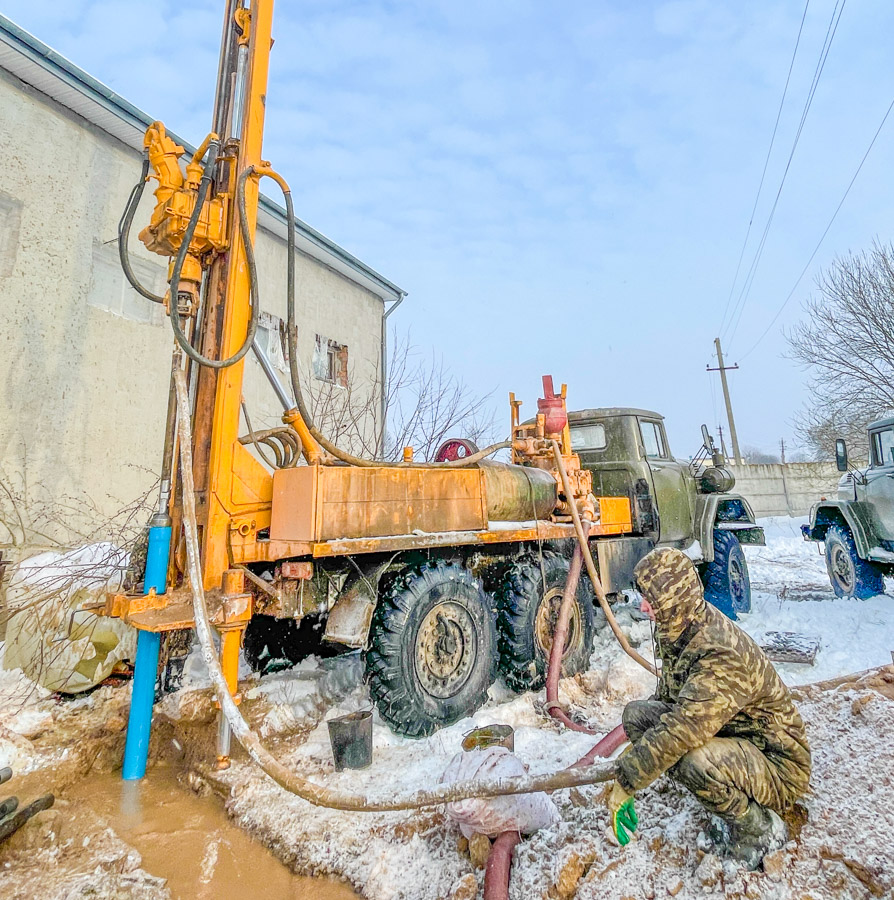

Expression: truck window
xmin=872 ymin=429 xmax=894 ymax=467
xmin=570 ymin=424 xmax=606 ymax=451
xmin=640 ymin=421 xmax=667 ymax=459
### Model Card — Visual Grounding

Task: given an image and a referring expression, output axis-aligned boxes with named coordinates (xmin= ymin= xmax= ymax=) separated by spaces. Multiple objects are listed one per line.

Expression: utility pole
xmin=707 ymin=338 xmax=742 ymax=465
xmin=780 ymin=438 xmax=786 ymax=464
xmin=718 ymin=425 xmax=730 ymax=462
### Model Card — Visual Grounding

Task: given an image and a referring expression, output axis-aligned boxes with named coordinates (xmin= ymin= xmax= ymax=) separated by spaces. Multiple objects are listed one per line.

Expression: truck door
xmin=638 ymin=418 xmax=693 ymax=545
xmin=865 ymin=425 xmax=894 ymax=541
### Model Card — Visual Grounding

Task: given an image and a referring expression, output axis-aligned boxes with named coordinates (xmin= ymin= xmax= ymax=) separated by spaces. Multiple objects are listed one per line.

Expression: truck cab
xmin=568 ymin=407 xmax=765 ymax=617
xmin=570 ymin=408 xmax=697 ymax=545
xmin=803 ymin=415 xmax=894 ymax=598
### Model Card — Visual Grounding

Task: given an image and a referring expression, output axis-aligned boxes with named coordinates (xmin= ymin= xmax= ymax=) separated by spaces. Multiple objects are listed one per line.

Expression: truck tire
xmin=824 ymin=525 xmax=884 ymax=599
xmin=364 ymin=561 xmax=496 ymax=737
xmin=496 ymin=553 xmax=597 ymax=693
xmin=702 ymin=530 xmax=751 ymax=620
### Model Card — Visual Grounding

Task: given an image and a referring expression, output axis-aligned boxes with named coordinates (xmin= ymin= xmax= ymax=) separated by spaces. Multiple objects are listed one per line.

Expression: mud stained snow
xmin=67 ymin=765 xmax=359 ymax=900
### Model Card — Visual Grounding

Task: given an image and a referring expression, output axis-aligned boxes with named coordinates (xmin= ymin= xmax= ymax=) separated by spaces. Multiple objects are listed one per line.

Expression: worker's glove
xmin=608 ymin=781 xmax=638 ymax=846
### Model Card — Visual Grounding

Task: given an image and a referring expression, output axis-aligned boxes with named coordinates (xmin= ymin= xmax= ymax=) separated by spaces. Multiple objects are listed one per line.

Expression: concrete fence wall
xmin=729 ymin=462 xmax=843 ymax=518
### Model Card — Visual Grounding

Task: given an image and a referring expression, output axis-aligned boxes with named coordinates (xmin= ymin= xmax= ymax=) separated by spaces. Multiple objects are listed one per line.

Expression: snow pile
xmin=2 ymin=543 xmax=135 ymax=693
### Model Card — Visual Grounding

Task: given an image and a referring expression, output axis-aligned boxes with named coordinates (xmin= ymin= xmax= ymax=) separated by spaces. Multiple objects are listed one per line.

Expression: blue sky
xmin=8 ymin=1 xmax=894 ymax=456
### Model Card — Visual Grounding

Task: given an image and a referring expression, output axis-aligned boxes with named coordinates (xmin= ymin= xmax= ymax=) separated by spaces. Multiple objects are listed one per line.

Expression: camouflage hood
xmin=633 ymin=547 xmax=706 ymax=643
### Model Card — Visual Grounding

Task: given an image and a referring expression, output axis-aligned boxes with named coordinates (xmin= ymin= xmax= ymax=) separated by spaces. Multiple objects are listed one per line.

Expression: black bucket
xmin=327 ymin=710 xmax=373 ymax=771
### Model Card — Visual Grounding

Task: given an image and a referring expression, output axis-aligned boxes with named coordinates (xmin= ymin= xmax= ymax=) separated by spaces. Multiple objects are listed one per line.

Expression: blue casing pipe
xmin=122 ymin=524 xmax=171 ymax=780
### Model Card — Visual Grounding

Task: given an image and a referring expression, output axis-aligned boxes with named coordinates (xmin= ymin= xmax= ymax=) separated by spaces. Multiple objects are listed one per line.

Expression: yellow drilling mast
xmin=109 ymin=0 xmax=633 ymax=779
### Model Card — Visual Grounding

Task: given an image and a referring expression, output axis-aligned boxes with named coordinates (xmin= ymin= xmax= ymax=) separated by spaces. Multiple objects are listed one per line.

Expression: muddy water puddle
xmin=68 ymin=765 xmax=359 ymax=900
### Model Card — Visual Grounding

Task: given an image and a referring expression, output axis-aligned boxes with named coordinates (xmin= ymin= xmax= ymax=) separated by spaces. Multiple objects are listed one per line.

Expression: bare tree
xmin=741 ymin=446 xmax=780 ymax=465
xmin=308 ymin=328 xmax=499 ymax=462
xmin=787 ymin=241 xmax=894 ymax=459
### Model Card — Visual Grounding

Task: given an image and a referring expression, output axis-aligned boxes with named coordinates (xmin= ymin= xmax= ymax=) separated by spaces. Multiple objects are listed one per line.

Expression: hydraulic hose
xmin=118 ymin=153 xmax=165 ymax=304
xmin=551 ymin=442 xmax=657 ymax=677
xmin=248 ymin=164 xmax=510 ymax=468
xmin=544 ymin=531 xmax=597 ymax=735
xmin=167 ymin=145 xmax=260 ymax=369
xmin=173 ymin=367 xmax=617 ymax=810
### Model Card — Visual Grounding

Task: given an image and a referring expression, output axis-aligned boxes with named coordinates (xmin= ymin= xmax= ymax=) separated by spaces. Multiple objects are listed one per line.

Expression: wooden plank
xmin=760 ymin=631 xmax=819 ymax=665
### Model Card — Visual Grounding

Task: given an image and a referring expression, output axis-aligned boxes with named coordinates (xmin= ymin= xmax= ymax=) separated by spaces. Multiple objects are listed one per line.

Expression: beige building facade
xmin=0 ymin=15 xmax=405 ymax=558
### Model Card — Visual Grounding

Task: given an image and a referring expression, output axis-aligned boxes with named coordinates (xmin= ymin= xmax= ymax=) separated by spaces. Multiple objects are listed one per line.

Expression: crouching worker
xmin=607 ymin=547 xmax=811 ymax=869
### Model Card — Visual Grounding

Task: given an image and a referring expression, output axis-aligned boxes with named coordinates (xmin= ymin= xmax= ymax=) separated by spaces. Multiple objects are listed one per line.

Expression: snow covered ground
xmin=209 ymin=515 xmax=894 ymax=900
xmin=1 ymin=515 xmax=893 ymax=899
xmin=739 ymin=516 xmax=894 ymax=683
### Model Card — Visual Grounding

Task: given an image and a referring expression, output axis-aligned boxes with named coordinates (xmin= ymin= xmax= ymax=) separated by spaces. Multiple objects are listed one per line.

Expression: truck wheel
xmin=702 ymin=530 xmax=751 ymax=619
xmin=364 ymin=561 xmax=496 ymax=737
xmin=824 ymin=525 xmax=884 ymax=599
xmin=496 ymin=553 xmax=597 ymax=693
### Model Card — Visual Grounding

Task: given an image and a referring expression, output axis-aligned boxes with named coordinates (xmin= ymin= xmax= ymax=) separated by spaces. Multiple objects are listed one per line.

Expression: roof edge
xmin=0 ymin=12 xmax=406 ymax=304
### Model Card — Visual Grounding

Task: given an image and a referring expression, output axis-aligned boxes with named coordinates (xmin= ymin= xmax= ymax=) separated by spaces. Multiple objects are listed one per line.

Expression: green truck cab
xmin=569 ymin=408 xmax=765 ymax=618
xmin=802 ymin=415 xmax=894 ymax=598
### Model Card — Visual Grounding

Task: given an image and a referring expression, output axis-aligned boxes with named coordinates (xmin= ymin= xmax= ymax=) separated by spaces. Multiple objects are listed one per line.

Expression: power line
xmin=717 ymin=0 xmax=810 ymax=339
xmin=737 ymin=94 xmax=894 ymax=362
xmin=723 ymin=0 xmax=848 ymax=348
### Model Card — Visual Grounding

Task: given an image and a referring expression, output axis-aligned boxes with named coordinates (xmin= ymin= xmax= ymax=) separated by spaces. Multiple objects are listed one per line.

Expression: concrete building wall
xmin=0 ymin=64 xmax=392 ymax=555
xmin=729 ymin=462 xmax=844 ymax=518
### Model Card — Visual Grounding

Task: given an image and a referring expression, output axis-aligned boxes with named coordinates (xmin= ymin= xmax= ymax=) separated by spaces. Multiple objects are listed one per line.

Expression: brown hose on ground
xmin=571 ymin=724 xmax=628 ymax=769
xmin=544 ymin=532 xmax=597 ymax=734
xmin=484 ymin=830 xmax=522 ymax=900
xmin=174 ymin=369 xmax=618 ymax=811
xmin=551 ymin=442 xmax=657 ymax=677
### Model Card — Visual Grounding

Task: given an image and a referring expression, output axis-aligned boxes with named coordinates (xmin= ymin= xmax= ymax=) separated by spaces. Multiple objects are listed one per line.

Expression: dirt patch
xmin=66 ymin=765 xmax=358 ymax=900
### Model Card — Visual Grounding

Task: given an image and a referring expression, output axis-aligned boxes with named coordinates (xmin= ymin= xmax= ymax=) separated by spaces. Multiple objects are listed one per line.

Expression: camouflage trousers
xmin=622 ymin=700 xmax=791 ymax=823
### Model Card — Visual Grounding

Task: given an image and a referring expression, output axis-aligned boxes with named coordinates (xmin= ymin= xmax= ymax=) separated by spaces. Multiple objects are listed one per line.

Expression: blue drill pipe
xmin=122 ymin=523 xmax=171 ymax=780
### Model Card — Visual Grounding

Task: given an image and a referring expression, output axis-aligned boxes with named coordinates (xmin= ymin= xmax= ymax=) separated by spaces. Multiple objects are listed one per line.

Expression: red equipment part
xmin=537 ymin=375 xmax=567 ymax=435
xmin=433 ymin=437 xmax=480 ymax=462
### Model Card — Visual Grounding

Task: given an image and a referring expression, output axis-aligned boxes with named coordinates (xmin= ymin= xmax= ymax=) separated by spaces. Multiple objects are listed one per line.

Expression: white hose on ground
xmin=173 ymin=370 xmax=617 ymax=811
xmin=551 ymin=441 xmax=658 ymax=677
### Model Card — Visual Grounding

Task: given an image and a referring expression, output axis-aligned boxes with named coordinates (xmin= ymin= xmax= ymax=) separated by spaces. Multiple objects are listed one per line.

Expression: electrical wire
xmin=723 ymin=0 xmax=848 ymax=348
xmin=250 ymin=165 xmax=511 ymax=468
xmin=737 ymin=94 xmax=894 ymax=362
xmin=717 ymin=0 xmax=810 ymax=338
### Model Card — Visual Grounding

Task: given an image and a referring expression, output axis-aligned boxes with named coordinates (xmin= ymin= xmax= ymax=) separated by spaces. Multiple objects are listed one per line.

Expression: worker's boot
xmin=702 ymin=802 xmax=787 ymax=870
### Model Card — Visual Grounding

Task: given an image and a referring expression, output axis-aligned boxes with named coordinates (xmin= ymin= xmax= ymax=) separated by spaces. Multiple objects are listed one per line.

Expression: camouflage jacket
xmin=616 ymin=548 xmax=811 ymax=802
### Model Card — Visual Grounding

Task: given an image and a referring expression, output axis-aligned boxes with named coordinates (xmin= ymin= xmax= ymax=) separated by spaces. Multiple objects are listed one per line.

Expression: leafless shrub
xmin=788 ymin=241 xmax=894 ymax=459
xmin=308 ymin=328 xmax=499 ymax=461
xmin=0 ymin=471 xmax=156 ymax=699
xmin=741 ymin=446 xmax=781 ymax=464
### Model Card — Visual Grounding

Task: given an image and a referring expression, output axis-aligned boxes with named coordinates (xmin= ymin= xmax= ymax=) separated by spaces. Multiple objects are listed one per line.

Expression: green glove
xmin=608 ymin=781 xmax=639 ymax=846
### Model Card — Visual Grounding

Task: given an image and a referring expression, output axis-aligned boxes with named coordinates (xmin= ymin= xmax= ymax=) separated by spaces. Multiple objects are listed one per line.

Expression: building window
xmin=313 ymin=334 xmax=348 ymax=387
xmin=257 ymin=311 xmax=288 ymax=371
